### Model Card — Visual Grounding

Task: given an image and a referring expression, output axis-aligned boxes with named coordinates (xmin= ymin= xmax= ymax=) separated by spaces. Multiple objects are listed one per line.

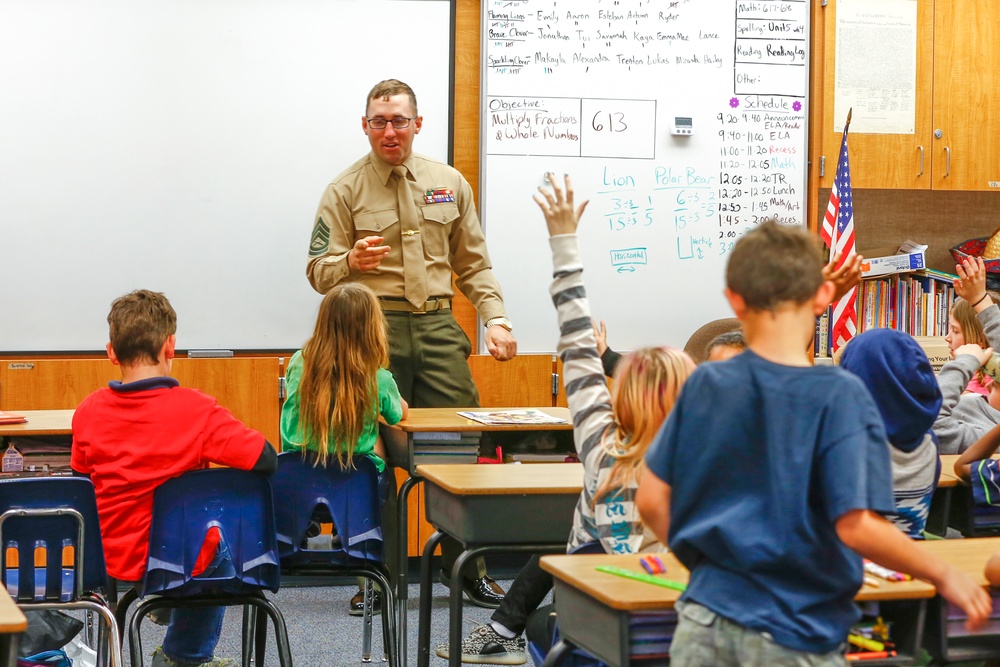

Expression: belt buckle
xmin=415 ymin=299 xmax=437 ymax=315
xmin=415 ymin=298 xmax=446 ymax=314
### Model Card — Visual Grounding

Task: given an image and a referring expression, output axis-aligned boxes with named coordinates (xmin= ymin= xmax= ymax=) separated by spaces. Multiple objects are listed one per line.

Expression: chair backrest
xmin=683 ymin=317 xmax=742 ymax=364
xmin=142 ymin=468 xmax=280 ymax=596
xmin=0 ymin=476 xmax=108 ymax=602
xmin=271 ymin=452 xmax=384 ymax=564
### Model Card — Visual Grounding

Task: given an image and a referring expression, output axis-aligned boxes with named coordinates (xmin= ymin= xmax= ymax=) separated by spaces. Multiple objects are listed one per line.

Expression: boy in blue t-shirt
xmin=637 ymin=220 xmax=990 ymax=666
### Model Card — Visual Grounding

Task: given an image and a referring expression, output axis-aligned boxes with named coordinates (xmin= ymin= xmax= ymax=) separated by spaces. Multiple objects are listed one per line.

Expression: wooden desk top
xmin=416 ymin=462 xmax=583 ymax=495
xmin=0 ymin=409 xmax=74 ymax=436
xmin=920 ymin=536 xmax=1000 ymax=587
xmin=0 ymin=590 xmax=27 ymax=633
xmin=541 ymin=553 xmax=937 ymax=611
xmin=938 ymin=454 xmax=1000 ymax=488
xmin=393 ymin=407 xmax=571 ymax=433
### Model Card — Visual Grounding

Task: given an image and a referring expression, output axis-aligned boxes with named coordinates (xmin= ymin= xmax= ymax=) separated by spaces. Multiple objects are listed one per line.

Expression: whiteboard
xmin=481 ymin=0 xmax=809 ymax=353
xmin=0 ymin=0 xmax=453 ymax=352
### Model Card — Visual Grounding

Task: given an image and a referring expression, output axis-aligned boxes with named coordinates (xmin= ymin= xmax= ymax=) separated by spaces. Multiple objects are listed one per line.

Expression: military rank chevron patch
xmin=309 ymin=217 xmax=331 ymax=257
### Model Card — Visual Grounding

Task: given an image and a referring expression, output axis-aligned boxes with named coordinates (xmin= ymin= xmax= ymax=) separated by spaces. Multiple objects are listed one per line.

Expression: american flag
xmin=821 ymin=121 xmax=856 ymax=352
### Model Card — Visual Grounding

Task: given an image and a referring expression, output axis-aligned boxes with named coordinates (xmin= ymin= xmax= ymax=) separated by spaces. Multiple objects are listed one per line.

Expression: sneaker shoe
xmin=435 ymin=624 xmax=527 ymax=665
xmin=348 ymin=587 xmax=382 ymax=616
xmin=151 ymin=646 xmax=237 ymax=667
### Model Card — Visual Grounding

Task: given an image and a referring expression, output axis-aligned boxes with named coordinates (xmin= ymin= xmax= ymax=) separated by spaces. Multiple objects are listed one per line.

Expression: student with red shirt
xmin=71 ymin=289 xmax=277 ymax=667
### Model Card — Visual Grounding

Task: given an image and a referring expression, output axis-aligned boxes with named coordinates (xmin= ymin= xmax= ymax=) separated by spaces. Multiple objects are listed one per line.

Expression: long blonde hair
xmin=296 ymin=283 xmax=390 ymax=469
xmin=952 ymin=292 xmax=1000 ymax=347
xmin=953 ymin=292 xmax=1000 ymax=385
xmin=593 ymin=346 xmax=695 ymax=505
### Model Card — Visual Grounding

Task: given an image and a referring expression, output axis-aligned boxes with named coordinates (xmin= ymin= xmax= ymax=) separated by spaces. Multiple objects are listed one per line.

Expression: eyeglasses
xmin=366 ymin=116 xmax=417 ymax=130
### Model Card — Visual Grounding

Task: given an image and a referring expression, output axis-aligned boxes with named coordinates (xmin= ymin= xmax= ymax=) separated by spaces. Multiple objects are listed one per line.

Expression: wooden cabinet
xmin=819 ymin=0 xmax=1000 ymax=191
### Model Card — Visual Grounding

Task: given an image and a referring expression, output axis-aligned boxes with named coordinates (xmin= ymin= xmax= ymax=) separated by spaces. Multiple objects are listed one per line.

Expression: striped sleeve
xmin=549 ymin=234 xmax=615 ymax=460
xmin=549 ymin=235 xmax=625 ymax=552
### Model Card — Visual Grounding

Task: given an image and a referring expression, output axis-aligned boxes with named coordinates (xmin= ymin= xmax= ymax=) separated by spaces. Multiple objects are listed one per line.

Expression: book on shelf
xmin=859 ymin=241 xmax=927 ymax=278
xmin=814 ymin=307 xmax=830 ymax=358
xmin=822 ymin=265 xmax=955 ymax=344
xmin=456 ymin=409 xmax=567 ymax=426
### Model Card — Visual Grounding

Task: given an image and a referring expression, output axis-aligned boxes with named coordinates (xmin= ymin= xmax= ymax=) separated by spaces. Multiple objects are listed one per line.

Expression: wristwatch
xmin=485 ymin=317 xmax=513 ymax=332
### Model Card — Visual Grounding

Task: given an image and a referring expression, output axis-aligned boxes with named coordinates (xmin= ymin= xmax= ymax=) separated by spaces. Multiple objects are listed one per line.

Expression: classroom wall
xmin=3 ymin=0 xmax=995 ymax=410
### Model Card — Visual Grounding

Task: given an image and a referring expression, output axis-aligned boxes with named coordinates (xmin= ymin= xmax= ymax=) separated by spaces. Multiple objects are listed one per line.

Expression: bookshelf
xmin=817 ymin=269 xmax=956 ymax=357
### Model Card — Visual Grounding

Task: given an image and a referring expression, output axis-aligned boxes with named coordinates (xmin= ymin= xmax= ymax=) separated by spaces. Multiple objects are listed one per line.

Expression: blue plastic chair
xmin=270 ymin=451 xmax=397 ymax=667
xmin=119 ymin=468 xmax=292 ymax=667
xmin=0 ymin=476 xmax=123 ymax=667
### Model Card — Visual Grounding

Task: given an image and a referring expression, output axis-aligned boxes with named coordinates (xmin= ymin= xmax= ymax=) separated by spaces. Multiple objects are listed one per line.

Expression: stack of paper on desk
xmin=412 ymin=431 xmax=481 ymax=465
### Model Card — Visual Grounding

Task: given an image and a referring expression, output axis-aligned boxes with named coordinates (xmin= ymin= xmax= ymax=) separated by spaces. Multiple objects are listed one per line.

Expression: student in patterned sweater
xmin=435 ymin=174 xmax=695 ymax=665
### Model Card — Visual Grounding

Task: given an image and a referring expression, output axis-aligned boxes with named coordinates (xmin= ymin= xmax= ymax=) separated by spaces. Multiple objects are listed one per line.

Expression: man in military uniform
xmin=307 ymin=79 xmax=517 ymax=611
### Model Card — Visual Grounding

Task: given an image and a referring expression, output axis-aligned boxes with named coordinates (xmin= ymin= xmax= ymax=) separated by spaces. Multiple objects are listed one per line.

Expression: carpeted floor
xmin=116 ymin=576 xmax=545 ymax=667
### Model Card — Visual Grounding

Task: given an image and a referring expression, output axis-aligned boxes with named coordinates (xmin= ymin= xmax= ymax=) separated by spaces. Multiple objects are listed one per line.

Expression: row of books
xmin=816 ymin=269 xmax=956 ymax=357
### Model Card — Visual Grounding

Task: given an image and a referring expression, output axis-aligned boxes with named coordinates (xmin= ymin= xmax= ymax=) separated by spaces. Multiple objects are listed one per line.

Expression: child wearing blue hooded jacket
xmin=840 ymin=328 xmax=942 ymax=538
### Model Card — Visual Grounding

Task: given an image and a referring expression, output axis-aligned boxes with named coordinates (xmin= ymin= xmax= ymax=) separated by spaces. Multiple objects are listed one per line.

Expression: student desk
xmin=930 ymin=455 xmax=1000 ymax=538
xmin=381 ymin=407 xmax=571 ymax=665
xmin=0 ymin=410 xmax=74 ymax=438
xmin=0 ymin=410 xmax=75 ymax=476
xmin=0 ymin=591 xmax=27 ymax=665
xmin=927 ymin=456 xmax=963 ymax=536
xmin=413 ymin=462 xmax=583 ymax=667
xmin=921 ymin=536 xmax=1000 ymax=662
xmin=539 ymin=553 xmax=936 ymax=667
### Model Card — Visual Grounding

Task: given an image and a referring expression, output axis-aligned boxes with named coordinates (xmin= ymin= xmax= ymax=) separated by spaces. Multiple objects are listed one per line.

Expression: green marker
xmin=596 ymin=565 xmax=687 ymax=591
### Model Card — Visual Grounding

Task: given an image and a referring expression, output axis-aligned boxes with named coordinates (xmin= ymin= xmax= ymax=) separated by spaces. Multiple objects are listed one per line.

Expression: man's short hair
xmin=706 ymin=330 xmax=746 ymax=356
xmin=726 ymin=219 xmax=824 ymax=311
xmin=107 ymin=289 xmax=177 ymax=366
xmin=366 ymin=79 xmax=418 ymax=116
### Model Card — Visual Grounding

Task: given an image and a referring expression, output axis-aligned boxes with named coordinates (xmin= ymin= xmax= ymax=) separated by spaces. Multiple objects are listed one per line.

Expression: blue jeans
xmin=163 ymin=607 xmax=226 ymax=663
xmin=121 ymin=584 xmax=225 ymax=664
xmin=138 ymin=542 xmax=228 ymax=664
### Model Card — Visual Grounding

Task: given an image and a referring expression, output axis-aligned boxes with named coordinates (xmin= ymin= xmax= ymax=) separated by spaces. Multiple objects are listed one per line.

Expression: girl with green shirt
xmin=280 ymin=283 xmax=408 ymax=470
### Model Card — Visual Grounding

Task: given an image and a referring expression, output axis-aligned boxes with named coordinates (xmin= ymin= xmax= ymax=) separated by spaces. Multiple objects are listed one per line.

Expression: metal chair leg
xmin=242 ymin=605 xmax=255 ymax=667
xmin=362 ymin=577 xmax=375 ymax=662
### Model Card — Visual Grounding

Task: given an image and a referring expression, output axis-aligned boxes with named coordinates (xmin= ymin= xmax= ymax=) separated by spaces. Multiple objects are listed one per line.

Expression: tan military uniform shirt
xmin=306 ymin=152 xmax=506 ymax=323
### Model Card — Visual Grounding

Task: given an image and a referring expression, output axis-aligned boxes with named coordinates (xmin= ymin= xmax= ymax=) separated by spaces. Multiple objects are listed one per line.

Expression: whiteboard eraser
xmin=187 ymin=349 xmax=234 ymax=358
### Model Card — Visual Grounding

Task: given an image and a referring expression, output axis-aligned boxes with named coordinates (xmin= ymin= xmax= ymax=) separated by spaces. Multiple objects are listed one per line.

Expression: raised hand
xmin=533 ymin=173 xmax=589 ymax=237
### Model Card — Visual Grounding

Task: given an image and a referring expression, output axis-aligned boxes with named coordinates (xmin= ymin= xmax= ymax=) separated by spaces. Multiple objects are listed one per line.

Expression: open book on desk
xmin=456 ymin=409 xmax=568 ymax=426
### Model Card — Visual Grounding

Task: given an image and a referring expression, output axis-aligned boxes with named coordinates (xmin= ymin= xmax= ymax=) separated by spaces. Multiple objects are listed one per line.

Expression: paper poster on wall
xmin=834 ymin=0 xmax=917 ymax=134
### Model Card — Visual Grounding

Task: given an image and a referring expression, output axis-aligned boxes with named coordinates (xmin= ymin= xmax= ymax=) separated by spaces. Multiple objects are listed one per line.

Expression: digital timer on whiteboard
xmin=671 ymin=117 xmax=693 ymax=136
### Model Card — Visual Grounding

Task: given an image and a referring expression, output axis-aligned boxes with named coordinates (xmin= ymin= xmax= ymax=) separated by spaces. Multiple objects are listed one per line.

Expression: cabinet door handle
xmin=918 ymin=146 xmax=924 ymax=176
xmin=945 ymin=146 xmax=951 ymax=177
